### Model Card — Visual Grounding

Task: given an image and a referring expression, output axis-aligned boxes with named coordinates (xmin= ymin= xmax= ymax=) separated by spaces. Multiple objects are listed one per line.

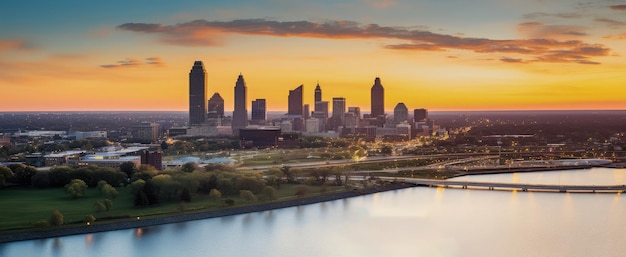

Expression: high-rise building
xmin=332 ymin=97 xmax=346 ymax=131
xmin=314 ymin=83 xmax=322 ymax=103
xmin=413 ymin=108 xmax=428 ymax=123
xmin=232 ymin=74 xmax=248 ymax=135
xmin=207 ymin=93 xmax=224 ymax=118
xmin=288 ymin=85 xmax=304 ymax=116
xmin=370 ymin=77 xmax=385 ymax=117
xmin=394 ymin=103 xmax=408 ymax=124
xmin=303 ymin=104 xmax=310 ymax=120
xmin=251 ymin=99 xmax=266 ymax=121
xmin=189 ymin=61 xmax=207 ymax=125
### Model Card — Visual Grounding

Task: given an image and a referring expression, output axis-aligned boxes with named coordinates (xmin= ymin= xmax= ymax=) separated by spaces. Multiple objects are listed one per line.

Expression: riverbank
xmin=0 ymin=183 xmax=414 ymax=243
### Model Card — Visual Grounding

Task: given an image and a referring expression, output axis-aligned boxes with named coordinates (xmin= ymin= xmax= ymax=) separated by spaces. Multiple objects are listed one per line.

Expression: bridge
xmin=383 ymin=177 xmax=626 ymax=193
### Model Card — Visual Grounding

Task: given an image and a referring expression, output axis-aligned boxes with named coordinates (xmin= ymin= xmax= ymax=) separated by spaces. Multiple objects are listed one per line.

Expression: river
xmin=1 ymin=167 xmax=625 ymax=256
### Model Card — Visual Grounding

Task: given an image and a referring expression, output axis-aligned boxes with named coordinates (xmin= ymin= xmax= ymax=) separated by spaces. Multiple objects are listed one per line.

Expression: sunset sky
xmin=1 ymin=0 xmax=626 ymax=112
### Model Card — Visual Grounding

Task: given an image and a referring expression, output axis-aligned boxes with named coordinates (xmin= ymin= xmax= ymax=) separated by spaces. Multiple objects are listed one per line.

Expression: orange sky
xmin=1 ymin=1 xmax=626 ymax=112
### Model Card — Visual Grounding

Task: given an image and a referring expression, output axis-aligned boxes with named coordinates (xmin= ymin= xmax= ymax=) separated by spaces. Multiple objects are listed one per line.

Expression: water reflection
xmin=3 ymin=168 xmax=626 ymax=257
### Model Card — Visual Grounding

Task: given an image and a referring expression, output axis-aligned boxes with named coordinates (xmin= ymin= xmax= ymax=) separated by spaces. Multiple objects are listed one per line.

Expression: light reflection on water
xmin=2 ymin=168 xmax=625 ymax=257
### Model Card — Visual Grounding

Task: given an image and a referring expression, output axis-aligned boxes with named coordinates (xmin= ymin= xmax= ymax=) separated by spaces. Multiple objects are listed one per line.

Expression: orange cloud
xmin=603 ymin=33 xmax=626 ymax=40
xmin=517 ymin=22 xmax=587 ymax=39
xmin=100 ymin=57 xmax=165 ymax=68
xmin=0 ymin=39 xmax=31 ymax=53
xmin=610 ymin=5 xmax=626 ymax=11
xmin=117 ymin=19 xmax=611 ymax=65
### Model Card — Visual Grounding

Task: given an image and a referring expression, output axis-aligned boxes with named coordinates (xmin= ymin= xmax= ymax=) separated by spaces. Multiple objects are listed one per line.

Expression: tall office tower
xmin=332 ymin=97 xmax=346 ymax=131
xmin=189 ymin=61 xmax=207 ymax=125
xmin=232 ymin=74 xmax=248 ymax=135
xmin=288 ymin=84 xmax=304 ymax=116
xmin=413 ymin=108 xmax=428 ymax=123
xmin=207 ymin=93 xmax=224 ymax=118
xmin=370 ymin=77 xmax=385 ymax=116
xmin=394 ymin=103 xmax=409 ymax=124
xmin=303 ymin=104 xmax=310 ymax=120
xmin=314 ymin=83 xmax=322 ymax=103
xmin=251 ymin=99 xmax=266 ymax=121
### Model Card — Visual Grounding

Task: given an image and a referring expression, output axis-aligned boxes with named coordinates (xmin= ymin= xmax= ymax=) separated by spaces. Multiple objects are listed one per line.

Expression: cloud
xmin=0 ymin=39 xmax=32 ymax=53
xmin=100 ymin=57 xmax=164 ymax=68
xmin=500 ymin=57 xmax=526 ymax=63
xmin=517 ymin=22 xmax=587 ymax=39
xmin=523 ymin=12 xmax=582 ymax=19
xmin=603 ymin=33 xmax=626 ymax=40
xmin=145 ymin=57 xmax=164 ymax=66
xmin=595 ymin=18 xmax=626 ymax=28
xmin=117 ymin=19 xmax=611 ymax=64
xmin=365 ymin=0 xmax=397 ymax=8
xmin=610 ymin=5 xmax=626 ymax=11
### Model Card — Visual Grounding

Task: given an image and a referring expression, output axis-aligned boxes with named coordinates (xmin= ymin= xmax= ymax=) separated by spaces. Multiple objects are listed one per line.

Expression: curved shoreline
xmin=0 ymin=183 xmax=414 ymax=244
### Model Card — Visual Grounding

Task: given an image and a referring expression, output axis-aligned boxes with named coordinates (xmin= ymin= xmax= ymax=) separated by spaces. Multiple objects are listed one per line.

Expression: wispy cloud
xmin=499 ymin=57 xmax=527 ymax=64
xmin=523 ymin=12 xmax=582 ymax=19
xmin=364 ymin=0 xmax=397 ymax=8
xmin=603 ymin=33 xmax=626 ymax=40
xmin=595 ymin=18 xmax=626 ymax=28
xmin=100 ymin=57 xmax=165 ymax=68
xmin=117 ymin=19 xmax=611 ymax=64
xmin=517 ymin=22 xmax=587 ymax=39
xmin=609 ymin=5 xmax=626 ymax=11
xmin=0 ymin=39 xmax=33 ymax=53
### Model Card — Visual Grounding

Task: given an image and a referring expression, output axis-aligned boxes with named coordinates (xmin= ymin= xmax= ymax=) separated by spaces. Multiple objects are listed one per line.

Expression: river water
xmin=2 ymin=168 xmax=625 ymax=257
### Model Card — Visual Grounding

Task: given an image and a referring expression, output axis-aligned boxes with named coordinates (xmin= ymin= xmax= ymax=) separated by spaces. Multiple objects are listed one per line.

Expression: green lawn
xmin=0 ymin=184 xmax=345 ymax=233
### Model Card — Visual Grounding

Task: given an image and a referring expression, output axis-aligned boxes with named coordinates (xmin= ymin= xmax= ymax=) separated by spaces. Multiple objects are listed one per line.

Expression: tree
xmin=262 ymin=186 xmax=276 ymax=201
xmin=295 ymin=185 xmax=309 ymax=197
xmin=65 ymin=179 xmax=88 ymax=199
xmin=130 ymin=179 xmax=146 ymax=195
xmin=49 ymin=210 xmax=64 ymax=226
xmin=31 ymin=172 xmax=50 ymax=188
xmin=209 ymin=188 xmax=222 ymax=200
xmin=94 ymin=199 xmax=113 ymax=212
xmin=0 ymin=166 xmax=13 ymax=188
xmin=85 ymin=215 xmax=96 ymax=224
xmin=9 ymin=164 xmax=37 ymax=185
xmin=181 ymin=187 xmax=191 ymax=202
xmin=181 ymin=162 xmax=197 ymax=173
xmin=119 ymin=162 xmax=136 ymax=177
xmin=240 ymin=190 xmax=257 ymax=202
xmin=97 ymin=180 xmax=118 ymax=199
xmin=48 ymin=166 xmax=71 ymax=187
xmin=134 ymin=190 xmax=149 ymax=206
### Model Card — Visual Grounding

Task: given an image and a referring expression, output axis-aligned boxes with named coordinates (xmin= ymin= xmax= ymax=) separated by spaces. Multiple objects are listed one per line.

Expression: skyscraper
xmin=393 ymin=103 xmax=408 ymax=124
xmin=251 ymin=99 xmax=266 ymax=121
xmin=370 ymin=77 xmax=384 ymax=117
xmin=314 ymin=83 xmax=322 ymax=104
xmin=232 ymin=74 xmax=248 ymax=135
xmin=413 ymin=108 xmax=428 ymax=123
xmin=288 ymin=85 xmax=304 ymax=116
xmin=189 ymin=61 xmax=207 ymax=125
xmin=332 ymin=97 xmax=346 ymax=131
xmin=207 ymin=93 xmax=224 ymax=118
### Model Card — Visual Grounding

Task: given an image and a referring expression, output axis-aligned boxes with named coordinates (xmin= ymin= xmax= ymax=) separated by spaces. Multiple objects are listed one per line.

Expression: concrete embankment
xmin=0 ymin=183 xmax=414 ymax=243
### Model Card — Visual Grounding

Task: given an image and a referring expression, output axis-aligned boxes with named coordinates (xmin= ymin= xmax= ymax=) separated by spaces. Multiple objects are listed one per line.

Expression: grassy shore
xmin=0 ymin=183 xmax=413 ymax=243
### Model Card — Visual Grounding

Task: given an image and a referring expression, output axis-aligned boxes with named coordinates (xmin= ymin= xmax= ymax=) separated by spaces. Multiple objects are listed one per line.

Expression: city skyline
xmin=2 ymin=1 xmax=626 ymax=112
